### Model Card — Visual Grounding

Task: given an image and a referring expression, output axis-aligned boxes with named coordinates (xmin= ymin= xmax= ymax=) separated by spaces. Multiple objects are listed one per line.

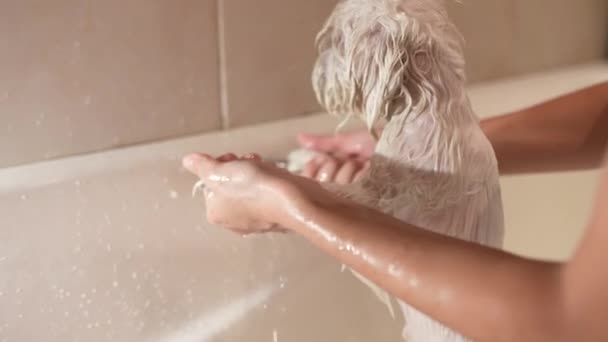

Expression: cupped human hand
xmin=301 ymin=154 xmax=370 ymax=184
xmin=182 ymin=153 xmax=335 ymax=235
xmin=297 ymin=130 xmax=374 ymax=184
xmin=297 ymin=129 xmax=376 ymax=160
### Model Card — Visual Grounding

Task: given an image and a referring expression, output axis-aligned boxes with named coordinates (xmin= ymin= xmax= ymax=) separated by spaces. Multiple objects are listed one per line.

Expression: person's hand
xmin=301 ymin=154 xmax=370 ymax=184
xmin=297 ymin=130 xmax=375 ymax=184
xmin=297 ymin=129 xmax=376 ymax=160
xmin=182 ymin=152 xmax=335 ymax=235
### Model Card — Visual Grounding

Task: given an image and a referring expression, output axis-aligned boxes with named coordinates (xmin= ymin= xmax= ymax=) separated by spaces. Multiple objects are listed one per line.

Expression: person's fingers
xmin=242 ymin=153 xmax=262 ymax=161
xmin=316 ymin=157 xmax=339 ymax=182
xmin=217 ymin=153 xmax=238 ymax=162
xmin=182 ymin=153 xmax=217 ymax=177
xmin=301 ymin=157 xmax=323 ymax=179
xmin=334 ymin=160 xmax=358 ymax=185
xmin=353 ymin=161 xmax=371 ymax=182
xmin=297 ymin=133 xmax=339 ymax=153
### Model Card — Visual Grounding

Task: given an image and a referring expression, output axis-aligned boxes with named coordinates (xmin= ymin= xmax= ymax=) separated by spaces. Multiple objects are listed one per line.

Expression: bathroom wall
xmin=0 ymin=0 xmax=606 ymax=167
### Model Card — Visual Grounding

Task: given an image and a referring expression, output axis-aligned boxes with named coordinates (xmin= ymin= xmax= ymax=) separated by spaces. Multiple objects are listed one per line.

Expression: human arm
xmin=299 ymin=82 xmax=608 ymax=180
xmin=480 ymin=82 xmax=608 ymax=174
xmin=183 ymin=151 xmax=608 ymax=342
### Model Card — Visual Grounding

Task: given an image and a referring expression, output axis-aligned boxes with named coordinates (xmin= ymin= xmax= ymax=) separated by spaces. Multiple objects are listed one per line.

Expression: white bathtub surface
xmin=1 ymin=61 xmax=607 ymax=341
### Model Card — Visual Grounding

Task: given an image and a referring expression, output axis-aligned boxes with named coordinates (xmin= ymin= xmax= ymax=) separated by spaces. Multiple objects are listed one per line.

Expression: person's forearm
xmin=481 ymin=82 xmax=608 ymax=174
xmin=281 ymin=199 xmax=570 ymax=341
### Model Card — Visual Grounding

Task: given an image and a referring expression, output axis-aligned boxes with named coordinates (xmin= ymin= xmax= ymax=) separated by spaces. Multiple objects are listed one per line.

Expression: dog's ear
xmin=413 ymin=51 xmax=432 ymax=75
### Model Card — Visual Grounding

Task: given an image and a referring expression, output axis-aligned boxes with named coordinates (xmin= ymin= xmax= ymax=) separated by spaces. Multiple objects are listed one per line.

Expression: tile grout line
xmin=216 ymin=0 xmax=230 ymax=129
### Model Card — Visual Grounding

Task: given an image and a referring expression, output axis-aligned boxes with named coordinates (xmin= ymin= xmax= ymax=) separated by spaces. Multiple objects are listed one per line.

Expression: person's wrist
xmin=270 ymin=178 xmax=340 ymax=230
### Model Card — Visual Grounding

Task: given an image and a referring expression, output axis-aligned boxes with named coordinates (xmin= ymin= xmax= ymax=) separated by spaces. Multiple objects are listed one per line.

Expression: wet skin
xmin=183 ymin=83 xmax=608 ymax=341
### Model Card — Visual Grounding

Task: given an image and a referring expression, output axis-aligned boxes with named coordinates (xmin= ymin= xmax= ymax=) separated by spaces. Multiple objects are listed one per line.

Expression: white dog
xmin=307 ymin=0 xmax=505 ymax=340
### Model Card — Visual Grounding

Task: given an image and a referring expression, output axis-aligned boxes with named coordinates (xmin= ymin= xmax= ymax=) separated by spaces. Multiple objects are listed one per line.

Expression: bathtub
xmin=1 ymin=62 xmax=607 ymax=342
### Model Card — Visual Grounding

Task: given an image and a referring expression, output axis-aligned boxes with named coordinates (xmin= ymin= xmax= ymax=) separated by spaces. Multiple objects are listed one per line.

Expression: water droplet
xmin=137 ymin=243 xmax=145 ymax=250
xmin=91 ymin=288 xmax=97 ymax=294
xmin=131 ymin=272 xmax=137 ymax=280
xmin=73 ymin=246 xmax=81 ymax=254
xmin=162 ymin=177 xmax=169 ymax=184
xmin=153 ymin=202 xmax=161 ymax=210
xmin=105 ymin=244 xmax=112 ymax=252
xmin=169 ymin=190 xmax=178 ymax=199
xmin=15 ymin=288 xmax=22 ymax=294
xmin=84 ymin=95 xmax=92 ymax=105
xmin=17 ymin=313 xmax=23 ymax=319
xmin=279 ymin=276 xmax=288 ymax=289
xmin=137 ymin=322 xmax=146 ymax=332
xmin=64 ymin=311 xmax=70 ymax=317
xmin=125 ymin=252 xmax=132 ymax=260
xmin=73 ymin=40 xmax=81 ymax=48
xmin=20 ymin=194 xmax=28 ymax=200
xmin=74 ymin=180 xmax=81 ymax=186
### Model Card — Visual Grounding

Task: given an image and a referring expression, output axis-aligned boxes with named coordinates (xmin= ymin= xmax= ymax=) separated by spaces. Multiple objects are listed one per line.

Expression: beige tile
xmin=0 ymin=0 xmax=221 ymax=167
xmin=220 ymin=0 xmax=339 ymax=128
xmin=448 ymin=0 xmax=519 ymax=83
xmin=513 ymin=0 xmax=608 ymax=74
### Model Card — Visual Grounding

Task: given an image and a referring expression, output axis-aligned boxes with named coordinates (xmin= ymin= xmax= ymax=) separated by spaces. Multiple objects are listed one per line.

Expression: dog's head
xmin=312 ymin=0 xmax=465 ymax=131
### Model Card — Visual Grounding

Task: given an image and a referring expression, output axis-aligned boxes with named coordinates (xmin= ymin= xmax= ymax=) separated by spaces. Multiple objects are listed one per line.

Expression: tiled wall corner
xmin=219 ymin=0 xmax=339 ymax=128
xmin=0 ymin=0 xmax=221 ymax=168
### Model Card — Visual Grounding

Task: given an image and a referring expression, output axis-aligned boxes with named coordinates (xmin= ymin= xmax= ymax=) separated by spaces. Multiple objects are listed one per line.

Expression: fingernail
xmin=298 ymin=134 xmax=314 ymax=148
xmin=182 ymin=154 xmax=204 ymax=171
